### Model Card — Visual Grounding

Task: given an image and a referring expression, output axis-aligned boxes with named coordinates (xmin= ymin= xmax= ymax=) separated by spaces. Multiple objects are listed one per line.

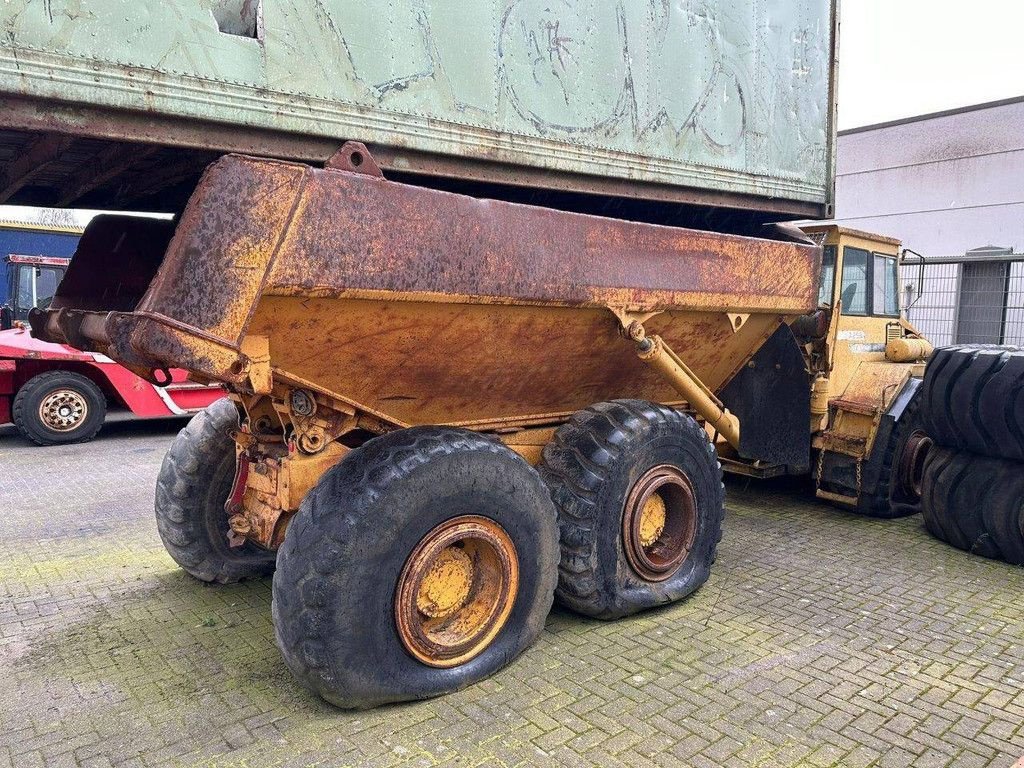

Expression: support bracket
xmin=613 ymin=311 xmax=741 ymax=451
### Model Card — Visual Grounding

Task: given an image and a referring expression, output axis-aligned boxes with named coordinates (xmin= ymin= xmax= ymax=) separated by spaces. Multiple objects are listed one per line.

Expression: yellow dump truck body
xmin=39 ymin=151 xmax=820 ymax=434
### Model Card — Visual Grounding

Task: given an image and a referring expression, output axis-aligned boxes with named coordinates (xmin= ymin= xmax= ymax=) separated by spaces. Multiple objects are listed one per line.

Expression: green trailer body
xmin=0 ymin=0 xmax=837 ymax=215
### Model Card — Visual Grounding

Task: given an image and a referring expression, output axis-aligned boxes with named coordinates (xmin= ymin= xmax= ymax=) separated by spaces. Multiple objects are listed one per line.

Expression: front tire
xmin=12 ymin=370 xmax=106 ymax=445
xmin=538 ymin=400 xmax=725 ymax=620
xmin=857 ymin=387 xmax=929 ymax=518
xmin=154 ymin=398 xmax=276 ymax=583
xmin=272 ymin=426 xmax=559 ymax=709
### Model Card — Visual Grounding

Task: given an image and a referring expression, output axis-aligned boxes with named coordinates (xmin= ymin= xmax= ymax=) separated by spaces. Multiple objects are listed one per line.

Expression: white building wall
xmin=836 ymin=97 xmax=1024 ymax=259
xmin=836 ymin=98 xmax=1024 ymax=343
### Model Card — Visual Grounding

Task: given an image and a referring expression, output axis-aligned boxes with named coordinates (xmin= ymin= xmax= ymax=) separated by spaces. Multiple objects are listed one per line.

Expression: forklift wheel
xmin=272 ymin=426 xmax=559 ymax=709
xmin=538 ymin=400 xmax=725 ymax=620
xmin=12 ymin=370 xmax=107 ymax=445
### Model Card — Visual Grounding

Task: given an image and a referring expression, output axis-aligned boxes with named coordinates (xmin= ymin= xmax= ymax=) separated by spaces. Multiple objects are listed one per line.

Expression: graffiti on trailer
xmin=1 ymin=0 xmax=832 ymax=188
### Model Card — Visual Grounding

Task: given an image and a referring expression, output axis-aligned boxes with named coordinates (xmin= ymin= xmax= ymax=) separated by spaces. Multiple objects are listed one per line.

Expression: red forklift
xmin=1 ymin=253 xmax=223 ymax=445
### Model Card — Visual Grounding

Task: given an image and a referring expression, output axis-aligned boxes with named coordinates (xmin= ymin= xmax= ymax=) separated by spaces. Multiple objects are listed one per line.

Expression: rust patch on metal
xmin=325 ymin=141 xmax=383 ymax=177
xmin=37 ymin=147 xmax=819 ymax=427
xmin=395 ymin=515 xmax=519 ymax=668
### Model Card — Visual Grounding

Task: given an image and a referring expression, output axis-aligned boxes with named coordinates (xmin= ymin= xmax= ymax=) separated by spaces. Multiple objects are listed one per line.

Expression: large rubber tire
xmin=537 ymin=400 xmax=725 ymax=620
xmin=920 ymin=445 xmax=1024 ymax=565
xmin=154 ymin=398 xmax=276 ymax=583
xmin=272 ymin=427 xmax=559 ymax=709
xmin=857 ymin=387 xmax=928 ymax=519
xmin=920 ymin=345 xmax=1024 ymax=462
xmin=12 ymin=370 xmax=106 ymax=445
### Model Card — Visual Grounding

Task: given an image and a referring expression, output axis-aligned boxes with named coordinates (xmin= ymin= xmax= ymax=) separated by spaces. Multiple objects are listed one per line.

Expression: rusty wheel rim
xmin=622 ymin=465 xmax=697 ymax=582
xmin=38 ymin=388 xmax=88 ymax=432
xmin=395 ymin=515 xmax=519 ymax=668
xmin=897 ymin=430 xmax=933 ymax=499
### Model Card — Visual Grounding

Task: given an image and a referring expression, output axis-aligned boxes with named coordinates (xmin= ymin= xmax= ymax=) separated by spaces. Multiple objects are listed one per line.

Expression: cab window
xmin=873 ymin=254 xmax=899 ymax=316
xmin=840 ymin=247 xmax=869 ymax=315
xmin=13 ymin=264 xmax=64 ymax=321
xmin=818 ymin=245 xmax=836 ymax=306
xmin=33 ymin=266 xmax=61 ymax=310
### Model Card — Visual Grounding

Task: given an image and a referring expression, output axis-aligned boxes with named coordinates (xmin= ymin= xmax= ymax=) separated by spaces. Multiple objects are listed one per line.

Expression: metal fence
xmin=902 ymin=252 xmax=1024 ymax=347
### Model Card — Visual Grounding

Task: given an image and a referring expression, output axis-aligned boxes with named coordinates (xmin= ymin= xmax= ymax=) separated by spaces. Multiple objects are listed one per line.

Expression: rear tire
xmin=272 ymin=426 xmax=559 ymax=709
xmin=920 ymin=445 xmax=1024 ymax=564
xmin=12 ymin=370 xmax=106 ymax=445
xmin=920 ymin=345 xmax=1024 ymax=461
xmin=857 ymin=387 xmax=928 ymax=518
xmin=538 ymin=400 xmax=725 ymax=620
xmin=154 ymin=398 xmax=276 ymax=583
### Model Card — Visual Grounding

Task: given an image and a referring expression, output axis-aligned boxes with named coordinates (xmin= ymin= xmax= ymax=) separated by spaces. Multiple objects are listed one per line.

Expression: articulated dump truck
xmin=0 ymin=0 xmax=926 ymax=707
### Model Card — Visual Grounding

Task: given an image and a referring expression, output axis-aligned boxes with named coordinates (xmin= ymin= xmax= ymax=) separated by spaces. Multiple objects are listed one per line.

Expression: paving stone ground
xmin=1 ymin=418 xmax=1022 ymax=768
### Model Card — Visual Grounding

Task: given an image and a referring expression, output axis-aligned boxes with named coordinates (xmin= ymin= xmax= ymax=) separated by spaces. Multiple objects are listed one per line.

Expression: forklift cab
xmin=1 ymin=255 xmax=70 ymax=330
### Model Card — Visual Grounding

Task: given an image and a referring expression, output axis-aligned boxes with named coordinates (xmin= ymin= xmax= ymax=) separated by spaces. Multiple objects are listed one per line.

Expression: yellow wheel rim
xmin=622 ymin=465 xmax=697 ymax=582
xmin=396 ymin=515 xmax=519 ymax=668
xmin=638 ymin=493 xmax=667 ymax=547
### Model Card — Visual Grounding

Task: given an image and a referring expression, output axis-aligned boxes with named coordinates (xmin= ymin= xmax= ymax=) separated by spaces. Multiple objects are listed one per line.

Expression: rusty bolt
xmin=228 ymin=514 xmax=251 ymax=534
xmin=627 ymin=321 xmax=647 ymax=343
xmin=290 ymin=389 xmax=316 ymax=417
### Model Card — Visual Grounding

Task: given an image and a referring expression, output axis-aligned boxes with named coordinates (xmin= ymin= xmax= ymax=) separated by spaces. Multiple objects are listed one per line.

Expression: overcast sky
xmin=838 ymin=0 xmax=1024 ymax=130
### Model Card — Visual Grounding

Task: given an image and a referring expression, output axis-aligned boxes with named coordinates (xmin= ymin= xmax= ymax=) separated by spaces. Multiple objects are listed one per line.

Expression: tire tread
xmin=920 ymin=445 xmax=1024 ymax=565
xmin=538 ymin=399 xmax=725 ymax=619
xmin=921 ymin=345 xmax=1024 ymax=461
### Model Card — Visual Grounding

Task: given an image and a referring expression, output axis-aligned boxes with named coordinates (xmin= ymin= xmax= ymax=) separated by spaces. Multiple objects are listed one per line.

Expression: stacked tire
xmin=918 ymin=345 xmax=1024 ymax=564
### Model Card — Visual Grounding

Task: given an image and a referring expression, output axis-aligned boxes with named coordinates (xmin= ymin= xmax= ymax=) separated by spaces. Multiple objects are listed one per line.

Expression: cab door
xmin=11 ymin=261 xmax=67 ymax=323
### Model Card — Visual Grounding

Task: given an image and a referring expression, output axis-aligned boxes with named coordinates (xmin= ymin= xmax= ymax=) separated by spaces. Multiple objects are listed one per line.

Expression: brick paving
xmin=1 ymin=419 xmax=1022 ymax=768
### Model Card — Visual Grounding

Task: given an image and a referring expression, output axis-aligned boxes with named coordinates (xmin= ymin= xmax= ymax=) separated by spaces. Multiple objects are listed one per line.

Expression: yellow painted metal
xmin=815 ymin=487 xmax=859 ymax=507
xmin=497 ymin=426 xmax=559 ymax=465
xmin=415 ymin=547 xmax=475 ymax=620
xmin=638 ymin=494 xmax=667 ymax=548
xmin=246 ymin=297 xmax=782 ymax=434
xmin=634 ymin=333 xmax=742 ymax=450
xmin=240 ymin=335 xmax=273 ymax=395
xmin=793 ymin=223 xmax=936 ymax=508
xmin=814 ymin=357 xmax=915 ymax=455
xmin=800 ymin=224 xmax=923 ymax=422
xmin=885 ymin=337 xmax=933 ymax=363
xmin=809 ymin=375 xmax=830 ymax=433
xmin=395 ymin=516 xmax=519 ymax=668
xmin=812 ymin=359 xmax=914 ymax=506
xmin=236 ymin=440 xmax=348 ymax=549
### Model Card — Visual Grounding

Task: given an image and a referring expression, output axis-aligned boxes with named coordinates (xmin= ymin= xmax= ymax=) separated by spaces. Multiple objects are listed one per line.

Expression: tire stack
xmin=919 ymin=345 xmax=1024 ymax=564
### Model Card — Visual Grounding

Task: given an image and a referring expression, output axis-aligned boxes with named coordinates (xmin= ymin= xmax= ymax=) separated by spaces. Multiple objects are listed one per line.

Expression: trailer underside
xmin=0 ymin=98 xmax=822 ymax=230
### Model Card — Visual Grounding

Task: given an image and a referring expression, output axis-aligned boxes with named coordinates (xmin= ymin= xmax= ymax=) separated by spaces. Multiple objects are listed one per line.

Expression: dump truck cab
xmin=809 ymin=225 xmax=909 ymax=400
xmin=803 ymin=224 xmax=932 ymax=515
xmin=716 ymin=224 xmax=933 ymax=518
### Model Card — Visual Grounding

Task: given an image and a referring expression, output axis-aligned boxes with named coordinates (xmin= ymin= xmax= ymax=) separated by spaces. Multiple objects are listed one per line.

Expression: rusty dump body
xmin=35 ymin=146 xmax=819 ymax=549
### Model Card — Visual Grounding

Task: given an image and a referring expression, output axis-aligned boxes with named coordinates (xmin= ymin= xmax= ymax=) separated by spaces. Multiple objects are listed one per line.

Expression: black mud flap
xmin=719 ymin=323 xmax=811 ymax=468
